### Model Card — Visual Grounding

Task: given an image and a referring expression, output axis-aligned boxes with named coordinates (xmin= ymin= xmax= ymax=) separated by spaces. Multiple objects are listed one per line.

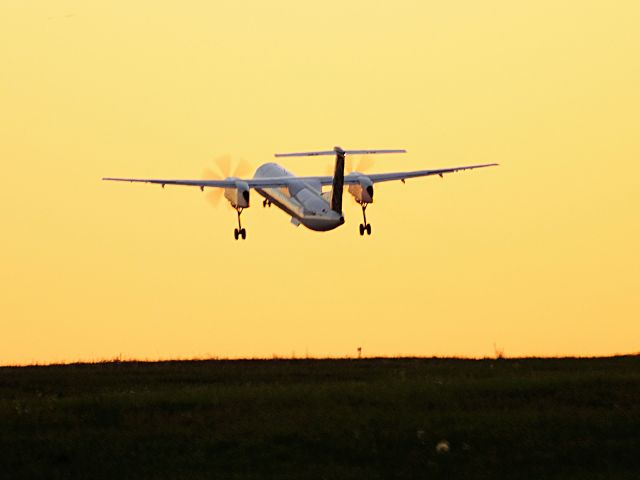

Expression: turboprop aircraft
xmin=103 ymin=146 xmax=497 ymax=240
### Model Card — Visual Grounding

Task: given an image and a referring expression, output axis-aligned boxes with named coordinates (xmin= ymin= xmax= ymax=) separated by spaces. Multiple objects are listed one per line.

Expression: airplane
xmin=103 ymin=146 xmax=497 ymax=240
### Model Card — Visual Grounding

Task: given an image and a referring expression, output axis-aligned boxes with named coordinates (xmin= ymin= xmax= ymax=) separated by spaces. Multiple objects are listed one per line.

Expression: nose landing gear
xmin=358 ymin=204 xmax=372 ymax=236
xmin=234 ymin=208 xmax=247 ymax=240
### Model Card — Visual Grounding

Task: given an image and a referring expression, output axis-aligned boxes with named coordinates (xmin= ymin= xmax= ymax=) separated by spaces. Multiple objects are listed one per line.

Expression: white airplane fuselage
xmin=253 ymin=163 xmax=345 ymax=231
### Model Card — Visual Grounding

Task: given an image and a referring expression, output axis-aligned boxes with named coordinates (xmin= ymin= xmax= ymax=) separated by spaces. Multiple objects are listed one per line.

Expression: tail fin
xmin=274 ymin=147 xmax=407 ymax=214
xmin=330 ymin=147 xmax=346 ymax=214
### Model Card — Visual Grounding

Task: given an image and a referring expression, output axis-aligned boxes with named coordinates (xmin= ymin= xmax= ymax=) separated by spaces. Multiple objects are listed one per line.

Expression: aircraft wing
xmin=102 ymin=177 xmax=295 ymax=188
xmin=102 ymin=163 xmax=497 ymax=189
xmin=363 ymin=163 xmax=499 ymax=183
xmin=103 ymin=177 xmax=235 ymax=188
xmin=299 ymin=163 xmax=499 ymax=186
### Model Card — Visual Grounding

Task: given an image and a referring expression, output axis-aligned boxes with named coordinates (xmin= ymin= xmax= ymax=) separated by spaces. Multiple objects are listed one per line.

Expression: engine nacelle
xmin=224 ymin=180 xmax=250 ymax=208
xmin=348 ymin=176 xmax=374 ymax=204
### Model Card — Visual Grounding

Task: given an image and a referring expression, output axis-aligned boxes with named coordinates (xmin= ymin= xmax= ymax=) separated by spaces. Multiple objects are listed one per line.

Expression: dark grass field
xmin=1 ymin=356 xmax=639 ymax=479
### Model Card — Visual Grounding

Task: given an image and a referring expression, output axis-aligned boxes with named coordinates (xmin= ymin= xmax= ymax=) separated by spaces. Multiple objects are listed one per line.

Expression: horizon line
xmin=2 ymin=352 xmax=639 ymax=369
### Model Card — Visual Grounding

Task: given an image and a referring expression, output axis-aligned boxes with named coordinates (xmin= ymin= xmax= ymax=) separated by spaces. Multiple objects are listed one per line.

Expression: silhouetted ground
xmin=1 ymin=356 xmax=639 ymax=479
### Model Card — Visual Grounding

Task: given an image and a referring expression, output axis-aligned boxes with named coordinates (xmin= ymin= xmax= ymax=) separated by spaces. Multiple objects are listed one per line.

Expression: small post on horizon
xmin=357 ymin=347 xmax=362 ymax=359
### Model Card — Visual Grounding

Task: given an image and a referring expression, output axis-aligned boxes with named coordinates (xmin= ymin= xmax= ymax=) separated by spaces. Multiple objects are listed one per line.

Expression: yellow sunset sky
xmin=1 ymin=1 xmax=638 ymax=364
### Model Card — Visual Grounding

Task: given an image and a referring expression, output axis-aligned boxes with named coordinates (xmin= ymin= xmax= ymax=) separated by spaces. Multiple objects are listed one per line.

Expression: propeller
xmin=202 ymin=155 xmax=251 ymax=207
xmin=324 ymin=155 xmax=375 ymax=176
xmin=348 ymin=154 xmax=375 ymax=174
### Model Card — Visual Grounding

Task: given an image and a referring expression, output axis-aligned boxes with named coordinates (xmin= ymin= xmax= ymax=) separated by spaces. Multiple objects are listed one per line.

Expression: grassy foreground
xmin=1 ymin=356 xmax=639 ymax=479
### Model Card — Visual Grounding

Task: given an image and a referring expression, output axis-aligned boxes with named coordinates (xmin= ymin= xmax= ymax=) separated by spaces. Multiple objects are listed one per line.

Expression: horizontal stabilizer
xmin=341 ymin=149 xmax=407 ymax=155
xmin=275 ymin=148 xmax=406 ymax=158
xmin=275 ymin=150 xmax=335 ymax=157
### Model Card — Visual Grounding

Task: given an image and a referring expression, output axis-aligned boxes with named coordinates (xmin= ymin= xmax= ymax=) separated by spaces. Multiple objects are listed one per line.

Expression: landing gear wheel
xmin=234 ymin=208 xmax=248 ymax=240
xmin=359 ymin=203 xmax=373 ymax=236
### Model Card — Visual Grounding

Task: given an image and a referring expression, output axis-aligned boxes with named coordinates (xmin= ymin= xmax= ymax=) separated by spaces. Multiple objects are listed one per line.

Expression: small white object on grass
xmin=435 ymin=440 xmax=450 ymax=454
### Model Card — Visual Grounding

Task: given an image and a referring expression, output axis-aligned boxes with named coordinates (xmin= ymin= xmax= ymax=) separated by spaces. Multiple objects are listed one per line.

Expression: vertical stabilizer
xmin=330 ymin=146 xmax=346 ymax=214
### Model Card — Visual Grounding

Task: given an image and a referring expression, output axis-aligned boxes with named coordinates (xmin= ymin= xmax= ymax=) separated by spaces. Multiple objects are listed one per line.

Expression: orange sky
xmin=1 ymin=1 xmax=639 ymax=364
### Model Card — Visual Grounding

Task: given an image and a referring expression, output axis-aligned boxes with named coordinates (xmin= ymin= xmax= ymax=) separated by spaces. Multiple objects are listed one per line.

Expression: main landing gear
xmin=262 ymin=199 xmax=272 ymax=208
xmin=234 ymin=208 xmax=247 ymax=240
xmin=359 ymin=203 xmax=372 ymax=236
